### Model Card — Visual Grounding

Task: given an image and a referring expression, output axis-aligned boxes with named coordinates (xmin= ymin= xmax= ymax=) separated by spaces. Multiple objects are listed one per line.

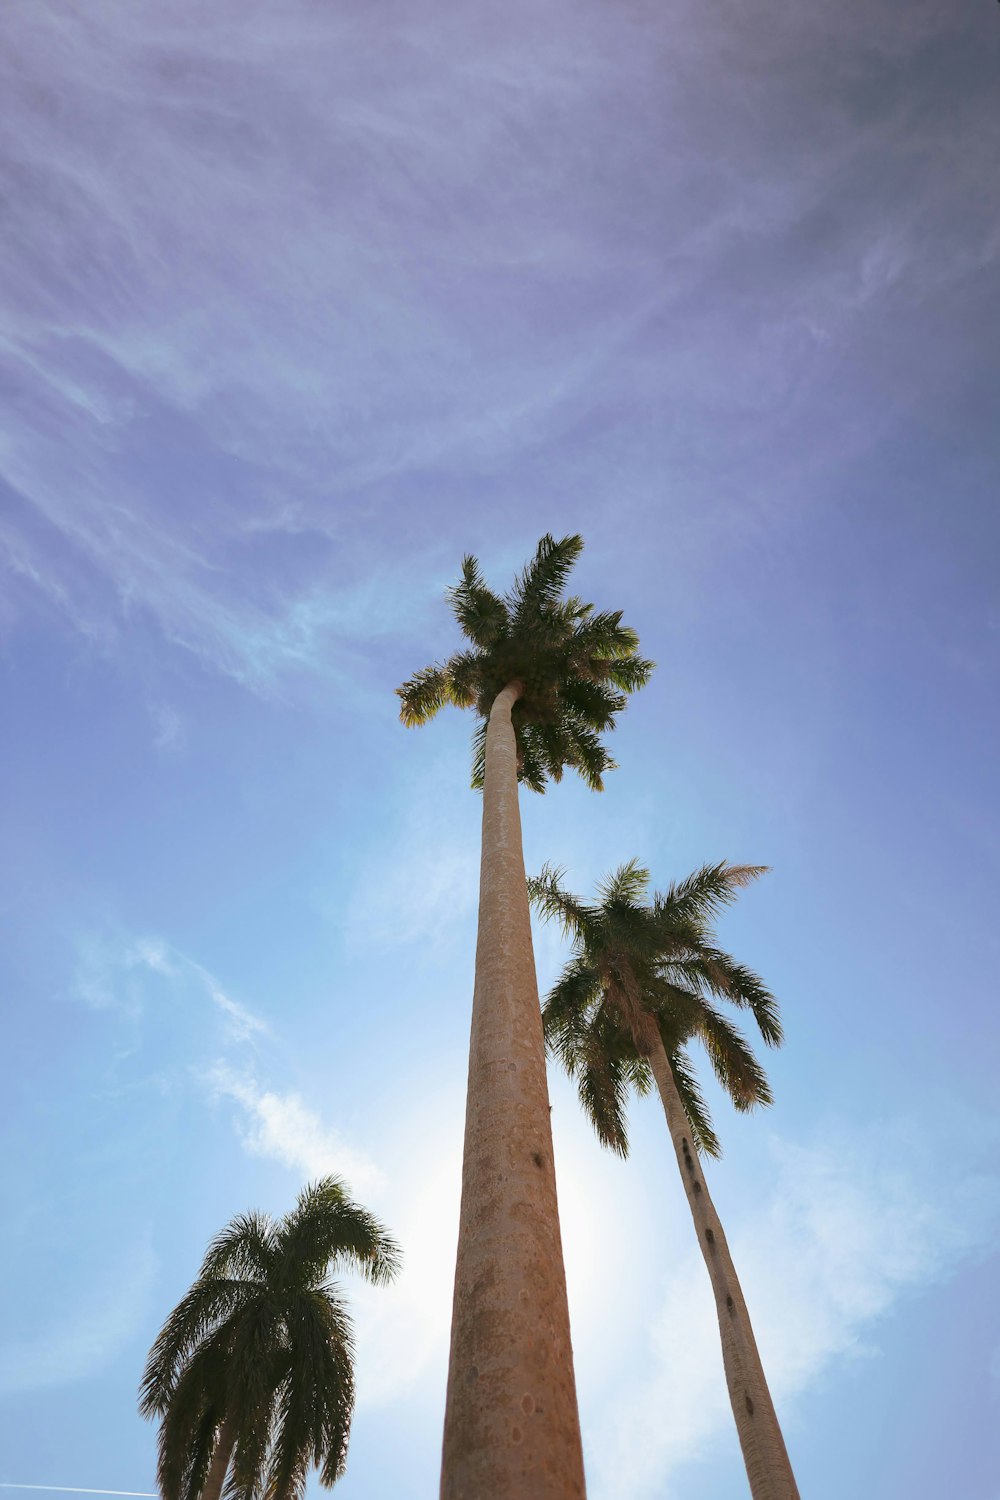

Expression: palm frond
xmin=445 ymin=650 xmax=482 ymax=710
xmin=602 ymin=654 xmax=656 ymax=692
xmin=555 ymin=593 xmax=594 ymax=628
xmin=296 ymin=1291 xmax=355 ymax=1486
xmin=509 ymin=533 xmax=584 ymax=623
xmin=224 ymin=1303 xmax=284 ymax=1423
xmin=540 ymin=960 xmax=602 ymax=1072
xmin=559 ymin=678 xmax=627 ymax=731
xmin=535 ymin=720 xmax=571 ymax=784
xmin=626 ymin=1052 xmax=654 ymax=1097
xmin=199 ymin=1212 xmax=278 ymax=1284
xmin=666 ymin=1044 xmax=722 ymax=1159
xmin=565 ymin=720 xmax=614 ymax=791
xmin=527 ymin=866 xmax=598 ymax=946
xmin=695 ymin=1004 xmax=773 ymax=1111
xmin=695 ymin=946 xmax=783 ymax=1046
xmin=176 ymin=1406 xmax=221 ymax=1500
xmin=575 ymin=1013 xmax=634 ymax=1157
xmin=469 ymin=717 xmax=488 ymax=791
xmin=224 ymin=1391 xmax=275 ymax=1500
xmin=264 ymin=1298 xmax=355 ymax=1500
xmin=645 ymin=976 xmax=706 ymax=1050
xmin=515 ymin=724 xmax=550 ymax=794
xmin=655 ymin=862 xmax=768 ymax=931
xmin=448 ymin=555 xmax=510 ymax=648
xmin=279 ymin=1178 xmax=401 ymax=1287
xmin=154 ymin=1327 xmax=234 ymax=1500
xmin=596 ymin=859 xmax=650 ymax=907
xmin=567 ymin=608 xmax=633 ymax=659
xmin=140 ymin=1278 xmax=255 ymax=1415
xmin=396 ymin=664 xmax=453 ymax=727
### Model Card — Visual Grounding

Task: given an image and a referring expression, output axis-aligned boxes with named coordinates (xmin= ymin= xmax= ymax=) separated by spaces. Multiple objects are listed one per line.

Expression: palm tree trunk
xmin=200 ymin=1417 xmax=236 ymax=1500
xmin=441 ymin=681 xmax=586 ymax=1500
xmin=647 ymin=1035 xmax=798 ymax=1500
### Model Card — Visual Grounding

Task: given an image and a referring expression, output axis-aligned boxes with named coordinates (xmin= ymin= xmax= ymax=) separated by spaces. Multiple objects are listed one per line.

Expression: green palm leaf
xmin=448 ymin=555 xmax=509 ymax=648
xmin=509 ymin=534 xmax=585 ymax=622
xmin=397 ymin=664 xmax=455 ymax=727
xmin=527 ymin=865 xmax=599 ymax=946
xmin=576 ymin=1012 xmax=634 ymax=1157
xmin=666 ymin=1045 xmax=722 ymax=1159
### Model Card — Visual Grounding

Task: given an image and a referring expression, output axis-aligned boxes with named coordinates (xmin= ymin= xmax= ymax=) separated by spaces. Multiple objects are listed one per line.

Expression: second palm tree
xmin=529 ymin=860 xmax=799 ymax=1500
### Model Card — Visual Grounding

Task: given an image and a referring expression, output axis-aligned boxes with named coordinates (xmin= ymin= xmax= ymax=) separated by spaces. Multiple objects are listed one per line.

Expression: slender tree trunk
xmin=200 ymin=1417 xmax=236 ymax=1500
xmin=647 ymin=1036 xmax=799 ymax=1500
xmin=440 ymin=682 xmax=586 ymax=1500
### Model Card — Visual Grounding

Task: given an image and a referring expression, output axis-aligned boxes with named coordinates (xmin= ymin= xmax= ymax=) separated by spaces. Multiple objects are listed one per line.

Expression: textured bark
xmin=200 ymin=1416 xmax=236 ymax=1500
xmin=648 ymin=1037 xmax=799 ymax=1500
xmin=440 ymin=683 xmax=587 ymax=1500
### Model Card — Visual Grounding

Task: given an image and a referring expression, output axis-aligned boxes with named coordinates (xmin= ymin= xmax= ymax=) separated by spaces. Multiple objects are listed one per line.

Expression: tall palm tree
xmin=139 ymin=1177 xmax=400 ymax=1500
xmin=529 ymin=861 xmax=799 ymax=1500
xmin=398 ymin=535 xmax=652 ymax=1500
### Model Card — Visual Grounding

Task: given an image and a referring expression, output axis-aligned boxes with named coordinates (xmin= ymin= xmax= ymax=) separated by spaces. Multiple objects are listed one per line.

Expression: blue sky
xmin=1 ymin=1 xmax=998 ymax=1496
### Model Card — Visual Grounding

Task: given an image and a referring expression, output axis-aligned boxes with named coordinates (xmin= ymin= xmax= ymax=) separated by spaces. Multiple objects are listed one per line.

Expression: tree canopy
xmin=139 ymin=1178 xmax=400 ymax=1500
xmin=528 ymin=861 xmax=782 ymax=1156
xmin=397 ymin=533 xmax=654 ymax=791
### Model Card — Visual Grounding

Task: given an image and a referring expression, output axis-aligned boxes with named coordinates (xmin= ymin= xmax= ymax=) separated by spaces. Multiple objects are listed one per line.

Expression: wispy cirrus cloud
xmin=204 ymin=1064 xmax=385 ymax=1197
xmin=3 ymin=1 xmax=994 ymax=687
xmin=586 ymin=1111 xmax=1000 ymax=1500
xmin=146 ymin=701 xmax=185 ymax=754
xmin=345 ymin=747 xmax=480 ymax=954
xmin=72 ymin=932 xmax=268 ymax=1043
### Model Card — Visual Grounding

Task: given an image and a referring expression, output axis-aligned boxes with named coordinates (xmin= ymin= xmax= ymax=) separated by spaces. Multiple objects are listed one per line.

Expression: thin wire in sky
xmin=0 ymin=1487 xmax=156 ymax=1497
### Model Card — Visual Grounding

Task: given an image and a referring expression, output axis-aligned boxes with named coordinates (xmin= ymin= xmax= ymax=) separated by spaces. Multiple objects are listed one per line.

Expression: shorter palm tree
xmin=140 ymin=1178 xmax=400 ymax=1500
xmin=529 ymin=861 xmax=799 ymax=1500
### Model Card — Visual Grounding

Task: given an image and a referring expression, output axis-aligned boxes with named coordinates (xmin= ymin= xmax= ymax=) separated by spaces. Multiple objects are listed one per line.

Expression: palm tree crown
xmin=528 ymin=860 xmax=782 ymax=1155
xmin=397 ymin=533 xmax=654 ymax=791
xmin=139 ymin=1178 xmax=400 ymax=1500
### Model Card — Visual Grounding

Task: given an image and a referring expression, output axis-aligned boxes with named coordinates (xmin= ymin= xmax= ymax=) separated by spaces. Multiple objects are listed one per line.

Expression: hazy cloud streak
xmin=588 ymin=1113 xmax=1000 ymax=1500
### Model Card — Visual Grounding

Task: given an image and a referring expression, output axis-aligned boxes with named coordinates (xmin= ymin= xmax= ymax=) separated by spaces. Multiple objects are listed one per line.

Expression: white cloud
xmin=185 ymin=959 xmax=270 ymax=1043
xmin=206 ymin=1064 xmax=385 ymax=1198
xmin=72 ymin=933 xmax=268 ymax=1043
xmin=353 ymin=839 xmax=478 ymax=951
xmin=0 ymin=1239 xmax=157 ymax=1396
xmin=147 ymin=702 xmax=185 ymax=753
xmin=73 ymin=934 xmax=164 ymax=1017
xmin=345 ymin=751 xmax=480 ymax=954
xmin=586 ymin=1115 xmax=1000 ymax=1500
